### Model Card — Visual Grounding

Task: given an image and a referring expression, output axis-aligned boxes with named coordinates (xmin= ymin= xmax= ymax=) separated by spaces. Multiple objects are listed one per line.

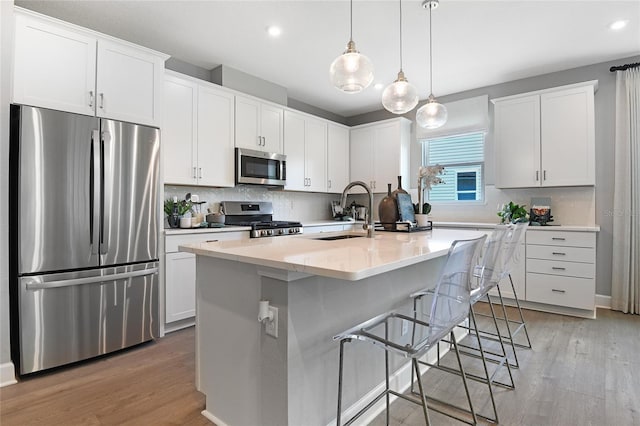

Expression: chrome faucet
xmin=341 ymin=181 xmax=375 ymax=238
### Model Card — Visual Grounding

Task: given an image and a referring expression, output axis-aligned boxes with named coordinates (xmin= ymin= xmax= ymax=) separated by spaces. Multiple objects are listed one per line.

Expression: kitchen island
xmin=180 ymin=228 xmax=485 ymax=426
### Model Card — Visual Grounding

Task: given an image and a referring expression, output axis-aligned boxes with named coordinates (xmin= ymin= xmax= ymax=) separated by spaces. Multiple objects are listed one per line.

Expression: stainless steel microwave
xmin=235 ymin=148 xmax=286 ymax=186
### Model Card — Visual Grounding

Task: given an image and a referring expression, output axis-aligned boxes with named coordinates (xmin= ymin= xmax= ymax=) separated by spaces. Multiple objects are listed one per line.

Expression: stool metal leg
xmin=508 ymin=274 xmax=533 ymax=349
xmin=495 ymin=283 xmax=521 ymax=369
xmin=412 ymin=358 xmax=432 ymax=426
xmin=336 ymin=338 xmax=350 ymax=426
xmin=469 ymin=306 xmax=500 ymax=423
xmin=385 ymin=319 xmax=390 ymax=426
xmin=451 ymin=331 xmax=478 ymax=425
xmin=485 ymin=294 xmax=515 ymax=388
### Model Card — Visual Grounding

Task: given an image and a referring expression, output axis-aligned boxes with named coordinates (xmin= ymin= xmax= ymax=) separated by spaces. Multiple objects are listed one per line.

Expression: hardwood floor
xmin=1 ymin=308 xmax=638 ymax=425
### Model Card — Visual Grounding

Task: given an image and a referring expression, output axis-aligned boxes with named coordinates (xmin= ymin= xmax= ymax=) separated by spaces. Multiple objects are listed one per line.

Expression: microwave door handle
xmin=90 ymin=130 xmax=101 ymax=255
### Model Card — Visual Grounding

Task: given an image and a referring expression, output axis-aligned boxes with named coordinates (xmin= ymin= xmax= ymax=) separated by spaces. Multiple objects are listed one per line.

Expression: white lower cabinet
xmin=164 ymin=230 xmax=247 ymax=330
xmin=525 ymin=230 xmax=596 ymax=311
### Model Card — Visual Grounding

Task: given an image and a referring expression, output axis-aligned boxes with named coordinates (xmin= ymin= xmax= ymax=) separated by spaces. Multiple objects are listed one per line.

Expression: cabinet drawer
xmin=526 ymin=231 xmax=595 ymax=248
xmin=165 ymin=231 xmax=245 ymax=253
xmin=526 ymin=258 xmax=594 ymax=279
xmin=526 ymin=245 xmax=594 ymax=263
xmin=526 ymin=272 xmax=594 ymax=310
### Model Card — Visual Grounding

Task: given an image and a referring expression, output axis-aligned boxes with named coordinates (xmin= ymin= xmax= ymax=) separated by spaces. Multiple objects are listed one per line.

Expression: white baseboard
xmin=201 ymin=410 xmax=229 ymax=426
xmin=0 ymin=362 xmax=17 ymax=387
xmin=595 ymin=294 xmax=612 ymax=309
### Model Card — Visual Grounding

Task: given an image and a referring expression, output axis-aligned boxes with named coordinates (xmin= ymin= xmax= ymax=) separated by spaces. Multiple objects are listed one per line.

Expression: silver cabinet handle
xmin=262 ymin=136 xmax=266 ymax=146
xmin=552 ymin=252 xmax=566 ymax=256
xmin=308 ymin=178 xmax=311 ymax=186
xmin=257 ymin=136 xmax=262 ymax=146
xmin=551 ymin=289 xmax=566 ymax=294
xmin=536 ymin=170 xmax=539 ymax=181
xmin=99 ymin=93 xmax=104 ymax=109
xmin=552 ymin=237 xmax=566 ymax=241
xmin=198 ymin=167 xmax=203 ymax=179
xmin=193 ymin=167 xmax=197 ymax=179
xmin=543 ymin=170 xmax=547 ymax=180
xmin=89 ymin=91 xmax=94 ymax=108
xmin=552 ymin=267 xmax=566 ymax=271
xmin=328 ymin=179 xmax=332 ymax=189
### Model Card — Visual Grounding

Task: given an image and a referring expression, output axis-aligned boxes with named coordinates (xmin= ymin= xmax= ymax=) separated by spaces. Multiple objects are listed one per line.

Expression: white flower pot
xmin=415 ymin=214 xmax=430 ymax=227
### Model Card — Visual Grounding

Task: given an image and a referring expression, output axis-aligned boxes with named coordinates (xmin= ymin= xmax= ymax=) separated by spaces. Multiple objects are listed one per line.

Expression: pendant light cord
xmin=350 ymin=0 xmax=353 ymax=41
xmin=429 ymin=3 xmax=433 ymax=95
xmin=399 ymin=0 xmax=403 ymax=72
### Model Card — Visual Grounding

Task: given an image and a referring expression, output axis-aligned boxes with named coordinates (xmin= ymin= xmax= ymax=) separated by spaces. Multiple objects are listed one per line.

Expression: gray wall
xmin=0 ymin=0 xmax=14 ymax=382
xmin=348 ymin=55 xmax=640 ymax=298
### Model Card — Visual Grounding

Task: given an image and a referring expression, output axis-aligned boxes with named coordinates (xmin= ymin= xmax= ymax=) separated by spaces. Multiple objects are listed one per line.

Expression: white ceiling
xmin=15 ymin=0 xmax=640 ymax=117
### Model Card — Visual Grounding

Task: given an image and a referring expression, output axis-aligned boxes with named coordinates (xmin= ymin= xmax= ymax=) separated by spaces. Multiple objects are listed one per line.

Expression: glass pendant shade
xmin=382 ymin=71 xmax=419 ymax=114
xmin=416 ymin=95 xmax=448 ymax=129
xmin=330 ymin=41 xmax=374 ymax=93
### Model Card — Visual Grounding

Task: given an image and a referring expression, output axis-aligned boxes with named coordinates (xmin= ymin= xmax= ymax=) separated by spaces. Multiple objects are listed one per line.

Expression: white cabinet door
xmin=349 ymin=127 xmax=374 ymax=192
xmin=327 ymin=124 xmax=350 ymax=193
xmin=235 ymin=96 xmax=283 ymax=154
xmin=260 ymin=103 xmax=284 ymax=154
xmin=540 ymin=86 xmax=595 ymax=186
xmin=96 ymin=39 xmax=164 ymax=127
xmin=197 ymin=85 xmax=235 ymax=187
xmin=163 ymin=75 xmax=197 ymax=185
xmin=373 ymin=121 xmax=402 ymax=193
xmin=284 ymin=111 xmax=306 ymax=191
xmin=165 ymin=252 xmax=196 ymax=323
xmin=13 ymin=12 xmax=96 ymax=116
xmin=494 ymin=95 xmax=540 ymax=188
xmin=235 ymin=96 xmax=261 ymax=150
xmin=305 ymin=117 xmax=327 ymax=192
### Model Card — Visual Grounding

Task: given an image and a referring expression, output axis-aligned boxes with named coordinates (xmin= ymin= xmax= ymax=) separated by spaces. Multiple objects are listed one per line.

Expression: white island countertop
xmin=179 ymin=228 xmax=485 ymax=281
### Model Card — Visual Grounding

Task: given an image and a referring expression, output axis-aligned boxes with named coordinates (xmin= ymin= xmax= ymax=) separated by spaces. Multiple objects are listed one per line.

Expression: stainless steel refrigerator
xmin=9 ymin=105 xmax=160 ymax=375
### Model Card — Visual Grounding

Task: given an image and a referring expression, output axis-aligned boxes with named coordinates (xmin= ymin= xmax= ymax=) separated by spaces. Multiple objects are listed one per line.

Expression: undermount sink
xmin=313 ymin=234 xmax=364 ymax=241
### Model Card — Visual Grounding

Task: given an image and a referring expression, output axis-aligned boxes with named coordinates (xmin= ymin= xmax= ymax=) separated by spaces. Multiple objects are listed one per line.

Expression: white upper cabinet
xmin=349 ymin=118 xmax=410 ymax=193
xmin=327 ymin=123 xmax=350 ymax=193
xmin=235 ymin=95 xmax=284 ymax=154
xmin=12 ymin=8 xmax=167 ymax=127
xmin=163 ymin=74 xmax=197 ymax=185
xmin=283 ymin=110 xmax=327 ymax=192
xmin=163 ymin=71 xmax=235 ymax=187
xmin=493 ymin=81 xmax=596 ymax=189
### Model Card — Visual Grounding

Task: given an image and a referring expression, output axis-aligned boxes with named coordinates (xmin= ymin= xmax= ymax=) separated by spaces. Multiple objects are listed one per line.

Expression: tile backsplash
xmin=165 ymin=184 xmax=596 ymax=226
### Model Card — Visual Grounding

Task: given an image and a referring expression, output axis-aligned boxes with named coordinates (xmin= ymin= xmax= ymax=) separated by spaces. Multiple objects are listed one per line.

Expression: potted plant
xmin=497 ymin=201 xmax=529 ymax=224
xmin=164 ymin=198 xmax=193 ymax=228
xmin=414 ymin=165 xmax=444 ymax=226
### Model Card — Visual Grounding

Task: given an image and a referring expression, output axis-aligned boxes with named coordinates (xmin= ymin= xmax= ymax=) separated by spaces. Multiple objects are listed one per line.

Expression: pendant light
xmin=329 ymin=0 xmax=374 ymax=93
xmin=382 ymin=0 xmax=419 ymax=114
xmin=416 ymin=0 xmax=448 ymax=129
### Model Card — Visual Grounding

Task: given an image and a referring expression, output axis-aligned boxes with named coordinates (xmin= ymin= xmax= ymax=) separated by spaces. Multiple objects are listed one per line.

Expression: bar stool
xmin=410 ymin=227 xmax=512 ymax=424
xmin=334 ymin=235 xmax=486 ymax=426
xmin=471 ymin=222 xmax=532 ymax=369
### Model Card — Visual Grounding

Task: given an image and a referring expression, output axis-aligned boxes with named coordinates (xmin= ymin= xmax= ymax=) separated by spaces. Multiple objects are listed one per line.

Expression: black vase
xmin=168 ymin=213 xmax=180 ymax=228
xmin=378 ymin=183 xmax=398 ymax=231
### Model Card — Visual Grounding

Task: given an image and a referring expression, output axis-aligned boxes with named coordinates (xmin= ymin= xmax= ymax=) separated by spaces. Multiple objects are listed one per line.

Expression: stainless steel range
xmin=222 ymin=201 xmax=303 ymax=238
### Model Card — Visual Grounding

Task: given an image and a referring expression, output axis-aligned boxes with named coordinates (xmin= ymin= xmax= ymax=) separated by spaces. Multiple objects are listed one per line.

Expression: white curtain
xmin=611 ymin=67 xmax=640 ymax=314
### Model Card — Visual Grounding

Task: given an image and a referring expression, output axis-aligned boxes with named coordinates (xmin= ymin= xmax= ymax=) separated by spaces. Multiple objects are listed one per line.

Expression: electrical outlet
xmin=265 ymin=306 xmax=278 ymax=338
xmin=401 ymin=319 xmax=409 ymax=336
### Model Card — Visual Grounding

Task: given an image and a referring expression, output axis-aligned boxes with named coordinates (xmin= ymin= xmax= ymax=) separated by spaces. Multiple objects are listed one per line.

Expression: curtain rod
xmin=610 ymin=62 xmax=640 ymax=72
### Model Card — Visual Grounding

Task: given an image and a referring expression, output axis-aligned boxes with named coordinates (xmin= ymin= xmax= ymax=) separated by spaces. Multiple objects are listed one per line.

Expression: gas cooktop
xmin=221 ymin=201 xmax=303 ymax=238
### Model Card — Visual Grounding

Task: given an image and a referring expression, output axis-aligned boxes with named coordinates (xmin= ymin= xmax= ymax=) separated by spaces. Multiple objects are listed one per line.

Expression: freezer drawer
xmin=18 ymin=262 xmax=159 ymax=375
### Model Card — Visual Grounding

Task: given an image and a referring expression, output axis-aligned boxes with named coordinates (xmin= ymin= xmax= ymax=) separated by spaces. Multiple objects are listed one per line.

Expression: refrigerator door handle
xmin=24 ymin=267 xmax=159 ymax=290
xmin=100 ymin=130 xmax=111 ymax=255
xmin=90 ymin=130 xmax=101 ymax=255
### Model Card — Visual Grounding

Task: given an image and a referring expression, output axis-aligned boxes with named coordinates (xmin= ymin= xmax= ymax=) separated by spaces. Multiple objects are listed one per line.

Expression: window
xmin=421 ymin=131 xmax=485 ymax=203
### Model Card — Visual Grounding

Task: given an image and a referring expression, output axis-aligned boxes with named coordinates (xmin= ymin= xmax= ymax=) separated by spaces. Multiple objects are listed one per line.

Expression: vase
xmin=378 ymin=183 xmax=398 ymax=231
xmin=168 ymin=213 xmax=180 ymax=228
xmin=390 ymin=175 xmax=408 ymax=200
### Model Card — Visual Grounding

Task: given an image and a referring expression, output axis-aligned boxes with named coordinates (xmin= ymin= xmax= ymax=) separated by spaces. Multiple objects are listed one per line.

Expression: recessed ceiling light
xmin=374 ymin=83 xmax=384 ymax=90
xmin=609 ymin=20 xmax=628 ymax=31
xmin=267 ymin=26 xmax=282 ymax=37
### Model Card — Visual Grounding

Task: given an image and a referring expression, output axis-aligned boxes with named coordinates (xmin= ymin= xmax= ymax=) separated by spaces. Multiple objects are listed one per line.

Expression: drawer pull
xmin=552 ymin=237 xmax=566 ymax=241
xmin=551 ymin=289 xmax=566 ymax=294
xmin=206 ymin=240 xmax=219 ymax=243
xmin=552 ymin=252 xmax=566 ymax=256
xmin=552 ymin=267 xmax=566 ymax=271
